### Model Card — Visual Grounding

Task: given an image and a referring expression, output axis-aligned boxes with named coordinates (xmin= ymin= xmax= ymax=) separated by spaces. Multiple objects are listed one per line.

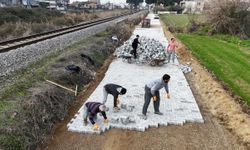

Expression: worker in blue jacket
xmin=142 ymin=74 xmax=171 ymax=120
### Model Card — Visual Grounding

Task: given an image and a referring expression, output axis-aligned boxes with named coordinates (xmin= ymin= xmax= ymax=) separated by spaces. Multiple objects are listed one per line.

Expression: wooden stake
xmin=46 ymin=79 xmax=78 ymax=96
xmin=75 ymin=84 xmax=78 ymax=96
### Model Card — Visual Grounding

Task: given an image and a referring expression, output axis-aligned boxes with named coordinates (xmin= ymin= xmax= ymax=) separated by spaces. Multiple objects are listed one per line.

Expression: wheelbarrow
xmin=150 ymin=58 xmax=166 ymax=66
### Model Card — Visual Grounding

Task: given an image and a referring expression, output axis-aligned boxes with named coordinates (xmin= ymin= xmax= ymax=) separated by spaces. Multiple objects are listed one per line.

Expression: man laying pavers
xmin=102 ymin=83 xmax=127 ymax=112
xmin=142 ymin=74 xmax=171 ymax=120
xmin=83 ymin=102 xmax=109 ymax=130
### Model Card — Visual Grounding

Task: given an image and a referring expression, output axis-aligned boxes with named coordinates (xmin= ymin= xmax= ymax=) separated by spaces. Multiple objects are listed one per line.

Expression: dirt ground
xmin=38 ymin=25 xmax=250 ymax=150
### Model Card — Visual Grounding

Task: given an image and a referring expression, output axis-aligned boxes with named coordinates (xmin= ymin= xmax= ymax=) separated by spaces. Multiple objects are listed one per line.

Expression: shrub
xmin=31 ymin=23 xmax=56 ymax=34
xmin=166 ymin=5 xmax=183 ymax=14
xmin=206 ymin=0 xmax=250 ymax=38
xmin=0 ymin=7 xmax=63 ymax=24
xmin=0 ymin=13 xmax=20 ymax=25
xmin=0 ymin=23 xmax=16 ymax=40
xmin=52 ymin=17 xmax=70 ymax=27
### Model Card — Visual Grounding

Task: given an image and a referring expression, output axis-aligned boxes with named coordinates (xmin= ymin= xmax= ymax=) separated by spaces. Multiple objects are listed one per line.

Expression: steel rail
xmin=0 ymin=12 xmax=133 ymax=53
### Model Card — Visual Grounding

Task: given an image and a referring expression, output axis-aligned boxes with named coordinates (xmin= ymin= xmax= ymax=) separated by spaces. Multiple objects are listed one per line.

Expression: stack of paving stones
xmin=115 ymin=36 xmax=167 ymax=64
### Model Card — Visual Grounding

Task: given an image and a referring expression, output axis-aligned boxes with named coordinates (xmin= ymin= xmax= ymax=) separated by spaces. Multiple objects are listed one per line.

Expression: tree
xmin=206 ymin=0 xmax=250 ymax=38
xmin=146 ymin=0 xmax=182 ymax=6
xmin=126 ymin=0 xmax=143 ymax=10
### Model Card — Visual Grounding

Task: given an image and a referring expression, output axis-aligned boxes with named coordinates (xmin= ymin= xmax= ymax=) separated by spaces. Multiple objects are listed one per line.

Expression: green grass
xmin=160 ymin=14 xmax=190 ymax=28
xmin=177 ymin=34 xmax=250 ymax=104
xmin=160 ymin=14 xmax=206 ymax=32
xmin=0 ymin=134 xmax=24 ymax=150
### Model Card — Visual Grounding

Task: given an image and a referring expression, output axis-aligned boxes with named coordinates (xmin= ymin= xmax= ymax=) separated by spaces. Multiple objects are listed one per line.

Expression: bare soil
xmin=38 ymin=25 xmax=250 ymax=150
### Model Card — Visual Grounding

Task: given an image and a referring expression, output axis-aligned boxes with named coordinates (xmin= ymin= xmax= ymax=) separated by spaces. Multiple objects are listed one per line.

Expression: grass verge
xmin=160 ymin=14 xmax=191 ymax=28
xmin=177 ymin=34 xmax=250 ymax=104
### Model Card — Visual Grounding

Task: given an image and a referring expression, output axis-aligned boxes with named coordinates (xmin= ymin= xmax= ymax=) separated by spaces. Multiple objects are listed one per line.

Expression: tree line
xmin=126 ymin=0 xmax=182 ymax=8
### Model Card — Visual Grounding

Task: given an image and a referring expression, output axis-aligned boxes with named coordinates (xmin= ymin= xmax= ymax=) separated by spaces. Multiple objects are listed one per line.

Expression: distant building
xmin=103 ymin=2 xmax=114 ymax=9
xmin=0 ymin=0 xmax=22 ymax=5
xmin=180 ymin=0 xmax=205 ymax=14
xmin=88 ymin=0 xmax=100 ymax=4
xmin=70 ymin=1 xmax=99 ymax=9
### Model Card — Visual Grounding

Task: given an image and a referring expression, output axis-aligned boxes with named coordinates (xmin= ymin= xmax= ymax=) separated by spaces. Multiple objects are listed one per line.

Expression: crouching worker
xmin=142 ymin=74 xmax=171 ymax=120
xmin=103 ymin=83 xmax=127 ymax=112
xmin=83 ymin=102 xmax=109 ymax=130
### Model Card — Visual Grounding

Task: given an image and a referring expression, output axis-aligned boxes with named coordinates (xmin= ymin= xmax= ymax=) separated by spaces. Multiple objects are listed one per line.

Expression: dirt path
xmin=38 ymin=26 xmax=250 ymax=150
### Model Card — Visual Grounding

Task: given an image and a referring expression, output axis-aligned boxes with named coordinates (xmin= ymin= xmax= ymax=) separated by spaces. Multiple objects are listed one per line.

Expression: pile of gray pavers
xmin=179 ymin=62 xmax=192 ymax=73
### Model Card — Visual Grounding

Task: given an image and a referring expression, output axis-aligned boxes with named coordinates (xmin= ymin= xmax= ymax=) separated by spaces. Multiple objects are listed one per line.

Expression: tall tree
xmin=126 ymin=0 xmax=143 ymax=9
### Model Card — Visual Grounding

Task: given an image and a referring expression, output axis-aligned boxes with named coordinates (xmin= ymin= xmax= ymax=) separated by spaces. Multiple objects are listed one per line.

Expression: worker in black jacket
xmin=102 ymin=83 xmax=127 ymax=112
xmin=83 ymin=102 xmax=109 ymax=130
xmin=131 ymin=35 xmax=140 ymax=59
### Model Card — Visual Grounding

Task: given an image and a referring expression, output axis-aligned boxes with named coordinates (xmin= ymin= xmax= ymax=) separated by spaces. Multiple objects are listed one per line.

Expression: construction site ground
xmin=39 ymin=13 xmax=250 ymax=150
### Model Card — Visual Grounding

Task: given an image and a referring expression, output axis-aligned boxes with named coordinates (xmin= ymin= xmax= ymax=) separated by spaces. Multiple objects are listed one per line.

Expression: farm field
xmin=177 ymin=34 xmax=250 ymax=104
xmin=160 ymin=14 xmax=205 ymax=29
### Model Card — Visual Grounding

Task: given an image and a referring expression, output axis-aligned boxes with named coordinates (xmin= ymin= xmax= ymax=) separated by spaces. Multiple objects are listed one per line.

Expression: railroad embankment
xmin=0 ymin=11 xmax=147 ymax=150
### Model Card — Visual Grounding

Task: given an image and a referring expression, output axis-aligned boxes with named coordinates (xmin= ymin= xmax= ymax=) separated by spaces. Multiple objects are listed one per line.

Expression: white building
xmin=180 ymin=0 xmax=206 ymax=14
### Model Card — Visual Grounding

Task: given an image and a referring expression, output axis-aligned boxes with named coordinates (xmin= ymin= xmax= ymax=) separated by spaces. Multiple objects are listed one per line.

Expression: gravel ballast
xmin=0 ymin=12 xmax=145 ymax=78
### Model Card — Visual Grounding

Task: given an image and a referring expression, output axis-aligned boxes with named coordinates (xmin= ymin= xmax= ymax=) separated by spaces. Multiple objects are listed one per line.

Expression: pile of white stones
xmin=115 ymin=36 xmax=167 ymax=64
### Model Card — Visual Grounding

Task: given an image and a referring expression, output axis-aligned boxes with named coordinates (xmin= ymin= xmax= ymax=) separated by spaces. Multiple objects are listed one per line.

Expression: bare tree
xmin=206 ymin=0 xmax=250 ymax=38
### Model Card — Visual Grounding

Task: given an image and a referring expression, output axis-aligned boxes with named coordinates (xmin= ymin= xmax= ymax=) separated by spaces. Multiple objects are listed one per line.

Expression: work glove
xmin=166 ymin=94 xmax=170 ymax=99
xmin=103 ymin=119 xmax=109 ymax=125
xmin=93 ymin=123 xmax=100 ymax=130
xmin=152 ymin=96 xmax=157 ymax=101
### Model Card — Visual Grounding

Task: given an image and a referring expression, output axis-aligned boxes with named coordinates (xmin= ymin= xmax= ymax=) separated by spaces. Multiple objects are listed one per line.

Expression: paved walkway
xmin=67 ymin=13 xmax=203 ymax=134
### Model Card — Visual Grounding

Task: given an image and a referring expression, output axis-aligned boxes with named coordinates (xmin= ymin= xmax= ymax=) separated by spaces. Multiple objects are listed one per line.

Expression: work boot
xmin=154 ymin=111 xmax=163 ymax=115
xmin=141 ymin=114 xmax=147 ymax=120
xmin=113 ymin=107 xmax=120 ymax=113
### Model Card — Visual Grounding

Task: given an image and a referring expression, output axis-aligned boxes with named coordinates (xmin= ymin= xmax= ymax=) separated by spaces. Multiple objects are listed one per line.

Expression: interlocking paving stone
xmin=67 ymin=13 xmax=204 ymax=134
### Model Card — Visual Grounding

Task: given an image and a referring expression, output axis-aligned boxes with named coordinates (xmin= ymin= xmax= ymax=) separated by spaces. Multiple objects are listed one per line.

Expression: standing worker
xmin=131 ymin=35 xmax=140 ymax=59
xmin=83 ymin=102 xmax=109 ymax=130
xmin=102 ymin=83 xmax=127 ymax=112
xmin=166 ymin=38 xmax=178 ymax=63
xmin=142 ymin=74 xmax=171 ymax=120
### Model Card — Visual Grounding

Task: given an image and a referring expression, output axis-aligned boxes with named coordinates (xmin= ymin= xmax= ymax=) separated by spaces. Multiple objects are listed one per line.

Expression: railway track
xmin=0 ymin=12 xmax=134 ymax=53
